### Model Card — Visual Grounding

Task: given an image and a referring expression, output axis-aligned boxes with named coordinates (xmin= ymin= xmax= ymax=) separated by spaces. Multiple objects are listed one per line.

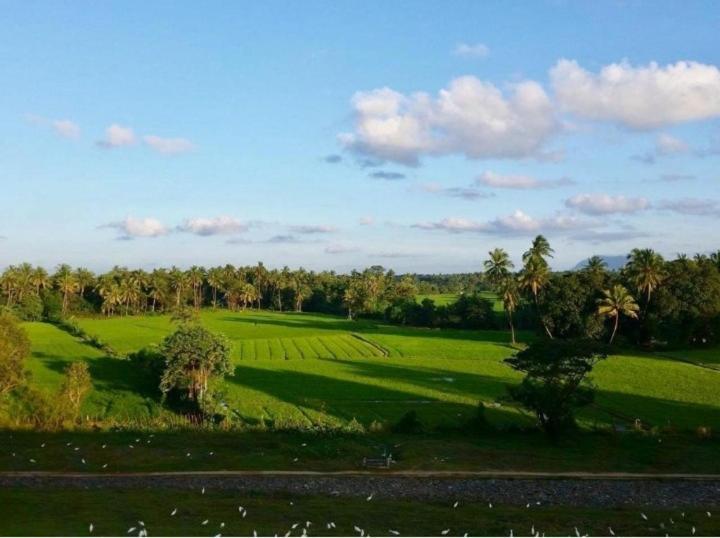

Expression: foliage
xmin=392 ymin=410 xmax=424 ymax=434
xmin=505 ymin=339 xmax=608 ymax=436
xmin=159 ymin=324 xmax=233 ymax=407
xmin=59 ymin=362 xmax=92 ymax=419
xmin=0 ymin=315 xmax=30 ymax=396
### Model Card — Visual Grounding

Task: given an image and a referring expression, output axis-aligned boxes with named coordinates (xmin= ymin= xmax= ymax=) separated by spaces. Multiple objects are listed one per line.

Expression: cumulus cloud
xmin=143 ymin=135 xmax=194 ymax=154
xmin=551 ymin=59 xmax=720 ymax=129
xmin=658 ymin=198 xmax=720 ymax=217
xmin=177 ymin=216 xmax=249 ymax=236
xmin=413 ymin=210 xmax=591 ymax=236
xmin=100 ymin=217 xmax=168 ymax=239
xmin=565 ymin=193 xmax=650 ymax=215
xmin=476 ymin=170 xmax=574 ymax=189
xmin=97 ymin=124 xmax=136 ymax=148
xmin=289 ymin=224 xmax=337 ymax=234
xmin=453 ymin=42 xmax=490 ymax=58
xmin=369 ymin=170 xmax=406 ymax=180
xmin=340 ymin=75 xmax=557 ymax=165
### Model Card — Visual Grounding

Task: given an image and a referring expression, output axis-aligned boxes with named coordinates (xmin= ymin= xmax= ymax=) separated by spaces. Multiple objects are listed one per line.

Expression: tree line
xmin=2 ymin=237 xmax=720 ymax=346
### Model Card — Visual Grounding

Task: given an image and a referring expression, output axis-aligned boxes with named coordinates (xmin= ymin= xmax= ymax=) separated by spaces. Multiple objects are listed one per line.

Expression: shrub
xmin=0 ymin=314 xmax=31 ymax=397
xmin=392 ymin=410 xmax=423 ymax=434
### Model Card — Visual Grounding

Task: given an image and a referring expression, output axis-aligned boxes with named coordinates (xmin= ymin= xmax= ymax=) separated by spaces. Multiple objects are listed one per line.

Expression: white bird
xmin=129 ymin=445 xmax=134 ymax=449
xmin=220 ymin=523 xmax=225 ymax=528
xmin=608 ymin=527 xmax=615 ymax=536
xmin=171 ymin=508 xmax=177 ymax=516
xmin=102 ymin=464 xmax=108 ymax=469
xmin=102 ymin=444 xmax=106 ymax=449
xmin=242 ymin=510 xmax=247 ymax=518
xmin=253 ymin=531 xmax=257 ymax=537
xmin=509 ymin=530 xmax=513 ymax=537
xmin=284 ymin=532 xmax=291 ymax=538
xmin=488 ymin=503 xmax=493 ymax=509
xmin=202 ymin=520 xmax=209 ymax=526
xmin=292 ymin=523 xmax=299 ymax=529
xmin=531 ymin=525 xmax=534 ymax=535
xmin=186 ymin=452 xmax=191 ymax=457
xmin=201 ymin=487 xmax=206 ymax=494
xmin=526 ymin=503 xmax=530 ymax=508
xmin=441 ymin=530 xmax=450 ymax=535
xmin=81 ymin=458 xmax=86 ymax=464
xmin=209 ymin=451 xmax=215 ymax=456
xmin=575 ymin=527 xmax=580 ymax=537
xmin=214 ymin=534 xmax=221 ymax=538
xmin=41 ymin=443 xmax=46 ymax=448
xmin=354 ymin=526 xmax=362 ymax=533
xmin=138 ymin=521 xmax=144 ymax=527
xmin=366 ymin=494 xmax=374 ymax=501
xmin=707 ymin=512 xmax=712 ymax=518
xmin=692 ymin=526 xmax=696 ymax=535
xmin=306 ymin=521 xmax=311 ymax=527
xmin=89 ymin=523 xmax=94 ymax=533
xmin=453 ymin=501 xmax=459 ymax=508
xmin=389 ymin=531 xmax=399 ymax=536
xmin=641 ymin=513 xmax=648 ymax=520
xmin=238 ymin=506 xmax=244 ymax=512
xmin=127 ymin=527 xmax=136 ymax=534
xmin=30 ymin=459 xmax=36 ymax=463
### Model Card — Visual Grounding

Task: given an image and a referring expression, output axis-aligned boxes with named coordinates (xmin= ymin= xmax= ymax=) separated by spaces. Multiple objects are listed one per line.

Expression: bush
xmin=392 ymin=410 xmax=423 ymax=434
xmin=0 ymin=314 xmax=31 ymax=397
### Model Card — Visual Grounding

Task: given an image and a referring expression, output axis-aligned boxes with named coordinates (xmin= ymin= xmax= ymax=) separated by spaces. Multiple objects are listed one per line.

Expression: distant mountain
xmin=573 ymin=255 xmax=627 ymax=271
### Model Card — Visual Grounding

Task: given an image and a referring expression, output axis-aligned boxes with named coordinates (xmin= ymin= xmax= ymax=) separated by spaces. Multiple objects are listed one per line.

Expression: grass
xmin=1 ymin=487 xmax=719 ymax=537
xmin=14 ymin=309 xmax=720 ymax=431
xmin=416 ymin=291 xmax=504 ymax=313
xmin=2 ymin=429 xmax=720 ymax=474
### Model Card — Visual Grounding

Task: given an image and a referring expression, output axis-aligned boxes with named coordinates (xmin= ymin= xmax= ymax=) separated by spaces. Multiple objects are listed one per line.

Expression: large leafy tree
xmin=499 ymin=277 xmax=520 ymax=345
xmin=597 ymin=285 xmax=640 ymax=344
xmin=159 ymin=324 xmax=233 ymax=405
xmin=0 ymin=315 xmax=30 ymax=396
xmin=505 ymin=339 xmax=608 ymax=436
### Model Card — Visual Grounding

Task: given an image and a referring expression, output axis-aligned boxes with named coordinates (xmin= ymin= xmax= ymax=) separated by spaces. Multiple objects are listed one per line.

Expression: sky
xmin=1 ymin=0 xmax=719 ymax=273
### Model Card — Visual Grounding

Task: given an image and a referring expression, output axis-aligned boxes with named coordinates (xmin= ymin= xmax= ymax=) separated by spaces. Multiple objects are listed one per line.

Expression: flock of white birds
xmin=4 ymin=436 xmax=716 ymax=537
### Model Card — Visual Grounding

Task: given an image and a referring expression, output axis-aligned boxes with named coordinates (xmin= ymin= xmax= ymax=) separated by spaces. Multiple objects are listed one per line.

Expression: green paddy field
xmin=18 ymin=309 xmax=720 ymax=431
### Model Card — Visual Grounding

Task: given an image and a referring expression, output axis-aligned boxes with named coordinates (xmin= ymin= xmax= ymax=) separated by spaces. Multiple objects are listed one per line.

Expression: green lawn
xmin=3 ymin=488 xmax=717 ymax=537
xmin=14 ymin=309 xmax=720 ymax=431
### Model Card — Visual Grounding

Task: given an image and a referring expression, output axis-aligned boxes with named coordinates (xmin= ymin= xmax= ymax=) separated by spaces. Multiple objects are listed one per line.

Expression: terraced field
xmin=16 ymin=310 xmax=720 ymax=431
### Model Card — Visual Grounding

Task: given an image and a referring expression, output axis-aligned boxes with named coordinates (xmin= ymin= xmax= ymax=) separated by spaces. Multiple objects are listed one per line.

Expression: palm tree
xmin=597 ymin=284 xmax=640 ymax=344
xmin=167 ymin=267 xmax=188 ymax=308
xmin=74 ymin=268 xmax=95 ymax=300
xmin=499 ymin=277 xmax=520 ymax=345
xmin=54 ymin=264 xmax=79 ymax=315
xmin=31 ymin=267 xmax=50 ymax=295
xmin=584 ymin=255 xmax=607 ymax=275
xmin=187 ymin=266 xmax=205 ymax=309
xmin=625 ymin=248 xmax=665 ymax=304
xmin=483 ymin=248 xmax=514 ymax=288
xmin=522 ymin=234 xmax=554 ymax=264
xmin=519 ymin=257 xmax=553 ymax=338
xmin=206 ymin=267 xmax=224 ymax=309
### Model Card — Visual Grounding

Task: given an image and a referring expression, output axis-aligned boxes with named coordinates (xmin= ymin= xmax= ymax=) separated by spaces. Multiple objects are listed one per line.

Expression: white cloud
xmin=565 ymin=193 xmax=650 ymax=215
xmin=52 ymin=119 xmax=80 ymax=139
xmin=178 ymin=216 xmax=249 ymax=236
xmin=420 ymin=183 xmax=493 ymax=200
xmin=359 ymin=216 xmax=375 ymax=226
xmin=658 ymin=198 xmax=720 ymax=217
xmin=98 ymin=124 xmax=136 ymax=148
xmin=476 ymin=170 xmax=574 ymax=189
xmin=101 ymin=217 xmax=168 ymax=239
xmin=289 ymin=224 xmax=337 ymax=234
xmin=143 ymin=135 xmax=195 ymax=155
xmin=655 ymin=133 xmax=689 ymax=155
xmin=413 ymin=210 xmax=591 ymax=236
xmin=340 ymin=76 xmax=557 ymax=165
xmin=551 ymin=59 xmax=720 ymax=129
xmin=453 ymin=42 xmax=490 ymax=58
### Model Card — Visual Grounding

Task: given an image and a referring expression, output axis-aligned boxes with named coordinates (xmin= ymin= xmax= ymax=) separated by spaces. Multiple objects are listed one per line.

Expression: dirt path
xmin=2 ymin=471 xmax=719 ymax=507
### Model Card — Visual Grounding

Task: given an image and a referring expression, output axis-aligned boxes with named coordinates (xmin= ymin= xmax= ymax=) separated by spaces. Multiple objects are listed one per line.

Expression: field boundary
xmin=351 ymin=333 xmax=390 ymax=357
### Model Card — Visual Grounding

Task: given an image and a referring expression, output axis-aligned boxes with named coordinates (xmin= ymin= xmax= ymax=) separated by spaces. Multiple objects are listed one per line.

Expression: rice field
xmin=17 ymin=309 xmax=720 ymax=431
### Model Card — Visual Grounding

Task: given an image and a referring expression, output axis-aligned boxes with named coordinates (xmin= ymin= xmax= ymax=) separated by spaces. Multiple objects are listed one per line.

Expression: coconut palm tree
xmin=625 ymin=248 xmax=665 ymax=304
xmin=522 ymin=234 xmax=554 ymax=264
xmin=74 ymin=268 xmax=95 ymax=300
xmin=54 ymin=264 xmax=79 ymax=315
xmin=31 ymin=267 xmax=50 ymax=295
xmin=483 ymin=248 xmax=514 ymax=288
xmin=499 ymin=276 xmax=520 ymax=345
xmin=519 ymin=257 xmax=553 ymax=338
xmin=206 ymin=267 xmax=224 ymax=309
xmin=597 ymin=284 xmax=640 ymax=344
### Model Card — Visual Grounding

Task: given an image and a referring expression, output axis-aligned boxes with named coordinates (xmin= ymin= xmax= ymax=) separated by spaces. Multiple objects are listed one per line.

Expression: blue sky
xmin=1 ymin=0 xmax=719 ymax=272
